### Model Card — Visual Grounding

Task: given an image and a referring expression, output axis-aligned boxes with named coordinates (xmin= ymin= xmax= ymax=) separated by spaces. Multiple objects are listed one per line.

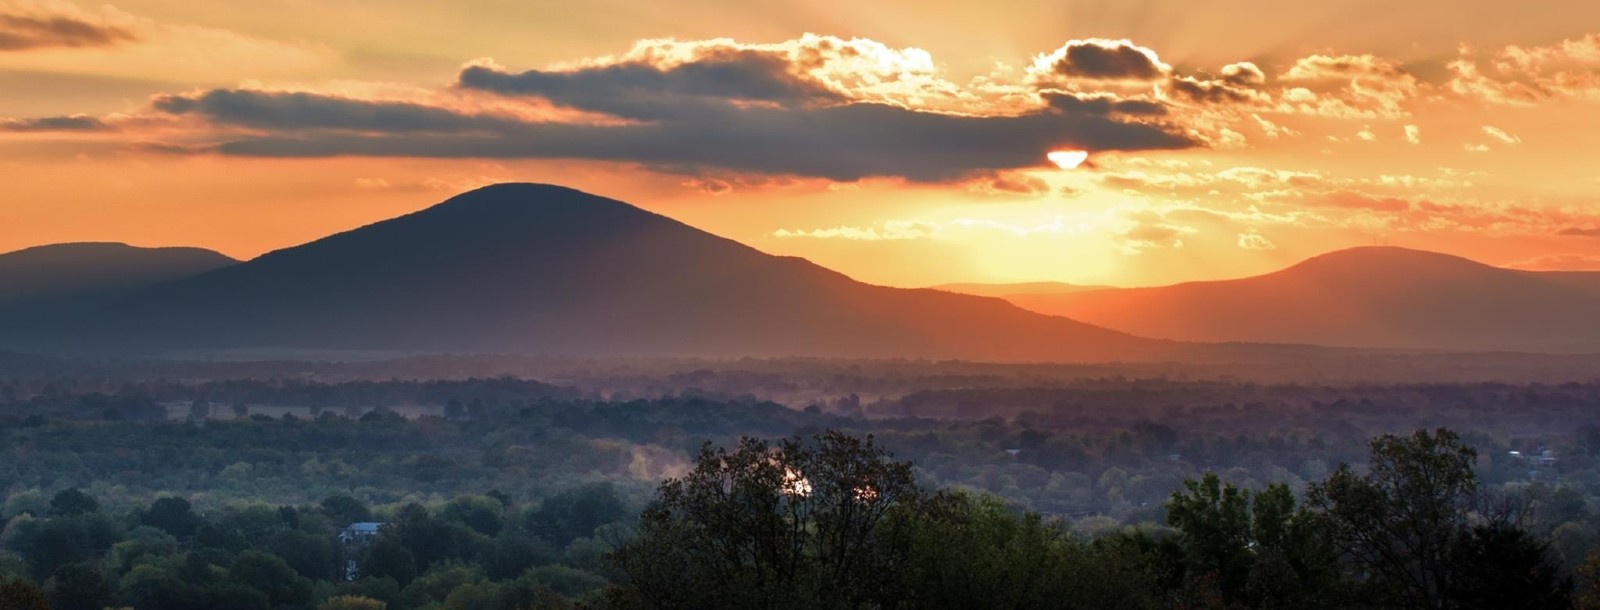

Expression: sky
xmin=3 ymin=0 xmax=1600 ymax=288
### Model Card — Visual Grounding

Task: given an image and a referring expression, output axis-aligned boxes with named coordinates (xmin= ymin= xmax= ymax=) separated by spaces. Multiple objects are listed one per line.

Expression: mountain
xmin=1002 ymin=247 xmax=1600 ymax=353
xmin=0 ymin=184 xmax=1176 ymax=361
xmin=0 ymin=242 xmax=237 ymax=307
xmin=933 ymin=282 xmax=1112 ymax=298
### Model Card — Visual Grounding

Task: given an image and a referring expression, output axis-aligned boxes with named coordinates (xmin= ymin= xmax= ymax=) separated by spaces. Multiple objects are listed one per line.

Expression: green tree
xmin=1308 ymin=428 xmax=1567 ymax=610
xmin=46 ymin=489 xmax=98 ymax=517
xmin=1308 ymin=428 xmax=1477 ymax=609
xmin=142 ymin=497 xmax=200 ymax=539
xmin=321 ymin=495 xmax=372 ymax=525
xmin=1166 ymin=474 xmax=1342 ymax=608
xmin=609 ymin=431 xmax=921 ymax=609
xmin=228 ymin=550 xmax=312 ymax=607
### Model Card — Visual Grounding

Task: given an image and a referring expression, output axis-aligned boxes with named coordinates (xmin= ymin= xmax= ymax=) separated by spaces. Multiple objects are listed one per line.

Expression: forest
xmin=3 ymin=357 xmax=1600 ymax=608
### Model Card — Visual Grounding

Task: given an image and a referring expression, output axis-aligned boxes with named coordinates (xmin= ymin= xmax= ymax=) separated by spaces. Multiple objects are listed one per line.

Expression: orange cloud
xmin=0 ymin=8 xmax=135 ymax=50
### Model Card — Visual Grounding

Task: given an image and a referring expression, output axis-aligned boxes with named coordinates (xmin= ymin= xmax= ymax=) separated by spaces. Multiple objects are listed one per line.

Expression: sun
xmin=1047 ymin=150 xmax=1089 ymax=169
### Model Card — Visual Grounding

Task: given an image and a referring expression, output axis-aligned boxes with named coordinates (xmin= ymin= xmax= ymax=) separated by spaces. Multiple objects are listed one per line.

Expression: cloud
xmin=115 ymin=34 xmax=1202 ymax=183
xmin=1167 ymin=76 xmax=1261 ymax=104
xmin=1035 ymin=39 xmax=1170 ymax=81
xmin=1482 ymin=125 xmax=1521 ymax=144
xmin=1558 ymin=226 xmax=1600 ymax=237
xmin=1274 ymin=54 xmax=1419 ymax=118
xmin=0 ymin=113 xmax=108 ymax=131
xmin=152 ymin=89 xmax=526 ymax=133
xmin=456 ymin=50 xmax=843 ymax=120
xmin=1115 ymin=209 xmax=1195 ymax=252
xmin=1220 ymin=62 xmax=1266 ymax=86
xmin=1282 ymin=54 xmax=1403 ymax=81
xmin=1404 ymin=124 xmax=1421 ymax=144
xmin=1237 ymin=230 xmax=1276 ymax=250
xmin=1451 ymin=33 xmax=1600 ymax=104
xmin=0 ymin=7 xmax=136 ymax=50
xmin=773 ymin=220 xmax=941 ymax=241
xmin=148 ymin=91 xmax=1197 ymax=181
xmin=1040 ymin=90 xmax=1165 ymax=116
xmin=0 ymin=2 xmax=329 ymax=81
xmin=967 ymin=171 xmax=1051 ymax=197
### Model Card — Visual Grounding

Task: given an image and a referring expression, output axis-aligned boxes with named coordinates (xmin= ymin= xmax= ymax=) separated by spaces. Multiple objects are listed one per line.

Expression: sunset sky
xmin=4 ymin=0 xmax=1600 ymax=287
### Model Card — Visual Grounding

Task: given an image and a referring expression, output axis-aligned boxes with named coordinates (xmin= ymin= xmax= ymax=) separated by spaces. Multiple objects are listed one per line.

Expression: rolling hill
xmin=0 ymin=184 xmax=1177 ymax=361
xmin=1002 ymin=247 xmax=1600 ymax=353
xmin=0 ymin=242 xmax=237 ymax=307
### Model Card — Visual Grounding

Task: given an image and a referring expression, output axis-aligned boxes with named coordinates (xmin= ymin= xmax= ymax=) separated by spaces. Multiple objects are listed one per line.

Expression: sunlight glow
xmin=1047 ymin=150 xmax=1089 ymax=169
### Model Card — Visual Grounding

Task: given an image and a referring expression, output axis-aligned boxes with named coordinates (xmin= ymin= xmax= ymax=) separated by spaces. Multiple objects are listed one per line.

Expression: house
xmin=339 ymin=522 xmax=383 ymax=580
xmin=339 ymin=521 xmax=382 ymax=544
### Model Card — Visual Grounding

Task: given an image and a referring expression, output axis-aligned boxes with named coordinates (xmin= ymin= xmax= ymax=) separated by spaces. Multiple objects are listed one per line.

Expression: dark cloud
xmin=0 ymin=13 xmax=137 ymax=51
xmin=0 ymin=114 xmax=109 ymax=131
xmin=152 ymin=89 xmax=524 ymax=133
xmin=1221 ymin=62 xmax=1266 ymax=86
xmin=1041 ymin=91 xmax=1166 ymax=116
xmin=1559 ymin=226 xmax=1600 ymax=237
xmin=1047 ymin=40 xmax=1168 ymax=81
xmin=144 ymin=85 xmax=1198 ymax=182
xmin=457 ymin=50 xmax=842 ymax=120
xmin=1167 ymin=76 xmax=1258 ymax=104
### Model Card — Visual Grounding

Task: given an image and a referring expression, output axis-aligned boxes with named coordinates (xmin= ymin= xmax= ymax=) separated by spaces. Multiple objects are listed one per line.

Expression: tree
xmin=529 ymin=483 xmax=627 ymax=545
xmin=1308 ymin=428 xmax=1567 ymax=610
xmin=609 ymin=431 xmax=922 ymax=609
xmin=47 ymin=489 xmax=98 ymax=517
xmin=1166 ymin=474 xmax=1342 ymax=608
xmin=361 ymin=536 xmax=417 ymax=587
xmin=142 ymin=497 xmax=201 ymax=538
xmin=322 ymin=495 xmax=372 ymax=525
xmin=228 ymin=550 xmax=313 ymax=607
xmin=1446 ymin=522 xmax=1571 ymax=610
xmin=188 ymin=399 xmax=211 ymax=420
xmin=0 ymin=576 xmax=49 ymax=610
xmin=45 ymin=563 xmax=113 ymax=610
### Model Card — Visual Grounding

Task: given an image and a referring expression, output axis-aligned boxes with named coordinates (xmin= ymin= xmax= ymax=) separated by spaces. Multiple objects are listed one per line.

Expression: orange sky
xmin=3 ymin=0 xmax=1600 ymax=287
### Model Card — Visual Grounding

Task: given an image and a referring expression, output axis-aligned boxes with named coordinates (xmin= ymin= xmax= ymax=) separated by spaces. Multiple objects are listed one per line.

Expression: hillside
xmin=1003 ymin=247 xmax=1600 ymax=353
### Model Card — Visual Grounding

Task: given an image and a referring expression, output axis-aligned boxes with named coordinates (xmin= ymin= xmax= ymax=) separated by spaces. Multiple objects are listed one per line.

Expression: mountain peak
xmin=426 ymin=183 xmax=645 ymax=220
xmin=1293 ymin=246 xmax=1484 ymax=268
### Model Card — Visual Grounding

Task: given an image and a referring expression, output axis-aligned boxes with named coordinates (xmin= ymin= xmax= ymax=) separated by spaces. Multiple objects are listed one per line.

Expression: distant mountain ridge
xmin=1001 ymin=246 xmax=1600 ymax=353
xmin=0 ymin=242 xmax=237 ymax=307
xmin=0 ymin=184 xmax=1174 ymax=361
xmin=933 ymin=282 xmax=1113 ymax=298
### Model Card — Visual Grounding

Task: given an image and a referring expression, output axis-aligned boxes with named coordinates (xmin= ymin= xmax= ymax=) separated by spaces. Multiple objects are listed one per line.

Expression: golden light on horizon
xmin=1047 ymin=150 xmax=1089 ymax=169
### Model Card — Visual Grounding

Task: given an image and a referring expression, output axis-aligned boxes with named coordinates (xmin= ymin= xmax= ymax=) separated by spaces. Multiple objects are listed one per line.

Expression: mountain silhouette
xmin=3 ymin=184 xmax=1170 ymax=361
xmin=0 ymin=242 xmax=236 ymax=307
xmin=933 ymin=282 xmax=1112 ymax=298
xmin=1003 ymin=246 xmax=1600 ymax=353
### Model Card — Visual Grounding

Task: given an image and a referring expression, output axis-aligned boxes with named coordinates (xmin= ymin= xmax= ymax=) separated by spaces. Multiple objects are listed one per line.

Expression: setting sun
xmin=1047 ymin=150 xmax=1090 ymax=169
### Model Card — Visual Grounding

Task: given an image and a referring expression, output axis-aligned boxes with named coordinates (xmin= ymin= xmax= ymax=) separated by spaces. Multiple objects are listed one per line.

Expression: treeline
xmin=1 ymin=429 xmax=1592 ymax=609
xmin=599 ymin=429 xmax=1581 ymax=609
xmin=0 ymin=484 xmax=630 ymax=610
